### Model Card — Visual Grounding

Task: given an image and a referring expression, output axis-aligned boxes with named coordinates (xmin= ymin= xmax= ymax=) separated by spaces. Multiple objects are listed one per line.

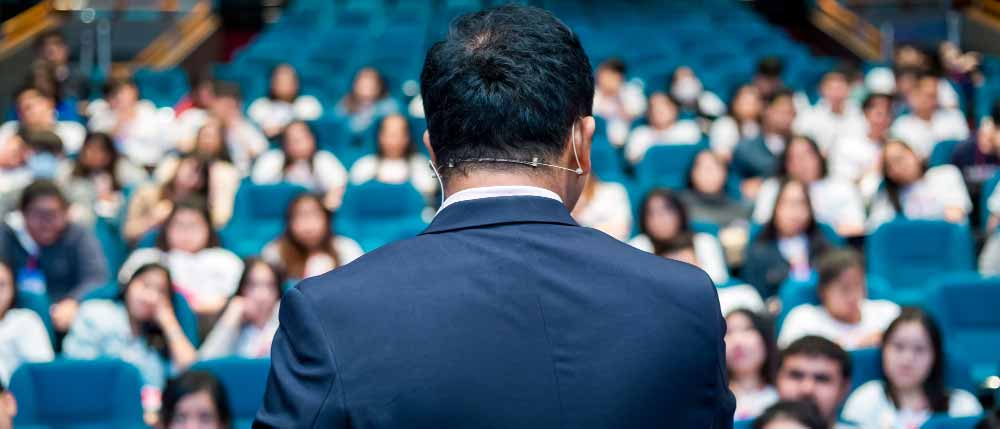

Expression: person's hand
xmin=855 ymin=331 xmax=883 ymax=349
xmin=740 ymin=178 xmax=763 ymax=201
xmin=152 ymin=200 xmax=173 ymax=225
xmin=324 ymin=187 xmax=346 ymax=211
xmin=226 ymin=296 xmax=248 ymax=323
xmin=944 ymin=207 xmax=966 ymax=223
xmin=155 ymin=299 xmax=180 ymax=333
xmin=51 ymin=299 xmax=80 ymax=332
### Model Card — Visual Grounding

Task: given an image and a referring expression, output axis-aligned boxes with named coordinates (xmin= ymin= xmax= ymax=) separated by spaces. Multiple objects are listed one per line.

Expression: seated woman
xmin=753 ymin=401 xmax=828 ymax=429
xmin=0 ymin=260 xmax=54 ymax=385
xmin=753 ymin=135 xmax=866 ymax=237
xmin=59 ymin=132 xmax=148 ymax=225
xmin=261 ymin=193 xmax=363 ymax=282
xmin=154 ymin=118 xmax=240 ymax=222
xmin=248 ymin=63 xmax=323 ymax=139
xmin=120 ymin=200 xmax=244 ymax=318
xmin=86 ymin=78 xmax=171 ymax=168
xmin=348 ymin=114 xmax=435 ymax=198
xmin=251 ymin=121 xmax=348 ymax=210
xmin=868 ymin=139 xmax=972 ymax=231
xmin=570 ymin=175 xmax=632 ymax=241
xmin=159 ymin=370 xmax=232 ymax=429
xmin=843 ymin=308 xmax=983 ymax=428
xmin=726 ymin=309 xmax=779 ymax=421
xmin=668 ymin=65 xmax=726 ymax=121
xmin=63 ymin=263 xmax=197 ymax=389
xmin=625 ymin=91 xmax=703 ymax=164
xmin=709 ymin=84 xmax=763 ymax=161
xmin=124 ymin=155 xmax=214 ymax=244
xmin=199 ymin=258 xmax=283 ymax=360
xmin=679 ymin=149 xmax=751 ymax=235
xmin=743 ymin=179 xmax=835 ymax=299
xmin=628 ymin=188 xmax=729 ymax=284
xmin=777 ymin=249 xmax=900 ymax=350
xmin=334 ymin=67 xmax=400 ymax=134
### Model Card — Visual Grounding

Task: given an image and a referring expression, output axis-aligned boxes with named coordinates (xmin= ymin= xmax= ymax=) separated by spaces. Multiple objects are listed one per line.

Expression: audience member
xmin=0 ymin=260 xmax=53 ymax=385
xmin=951 ymin=102 xmax=1000 ymax=186
xmin=625 ymin=92 xmax=702 ymax=164
xmin=592 ymin=58 xmax=646 ymax=146
xmin=890 ymin=73 xmax=969 ymax=159
xmin=0 ymin=379 xmax=15 ymax=429
xmin=120 ymin=200 xmax=243 ymax=318
xmin=0 ymin=180 xmax=107 ymax=333
xmin=753 ymin=136 xmax=865 ymax=237
xmin=209 ymin=82 xmax=268 ymax=174
xmin=335 ymin=67 xmax=400 ymax=134
xmin=710 ymin=84 xmax=764 ymax=160
xmin=154 ymin=120 xmax=240 ymax=226
xmin=159 ymin=370 xmax=232 ymax=429
xmin=842 ymin=308 xmax=983 ymax=428
xmin=34 ymin=30 xmax=86 ymax=103
xmin=261 ymin=193 xmax=363 ymax=281
xmin=794 ymin=67 xmax=865 ymax=153
xmin=251 ymin=120 xmax=348 ymax=210
xmin=348 ymin=114 xmax=435 ymax=198
xmin=199 ymin=258 xmax=282 ymax=360
xmin=732 ymin=89 xmax=797 ymax=200
xmin=124 ymin=155 xmax=214 ymax=243
xmin=59 ymin=132 xmax=148 ymax=224
xmin=629 ymin=189 xmax=729 ymax=284
xmin=753 ymin=401 xmax=830 ymax=429
xmin=867 ymin=139 xmax=971 ymax=231
xmin=571 ymin=175 xmax=633 ymax=241
xmin=726 ymin=309 xmax=780 ymax=420
xmin=668 ymin=65 xmax=726 ymax=119
xmin=744 ymin=179 xmax=835 ymax=299
xmin=752 ymin=57 xmax=787 ymax=101
xmin=63 ymin=263 xmax=196 ymax=389
xmin=87 ymin=78 xmax=171 ymax=167
xmin=777 ymin=249 xmax=900 ymax=350
xmin=830 ymin=93 xmax=894 ymax=202
xmin=776 ymin=336 xmax=854 ymax=429
xmin=248 ymin=63 xmax=323 ymax=138
xmin=680 ymin=149 xmax=751 ymax=229
xmin=0 ymin=85 xmax=85 ymax=154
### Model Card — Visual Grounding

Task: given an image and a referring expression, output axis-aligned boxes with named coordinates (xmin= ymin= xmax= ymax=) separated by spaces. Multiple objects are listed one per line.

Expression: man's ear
xmin=423 ymin=130 xmax=436 ymax=164
xmin=576 ymin=116 xmax=596 ymax=175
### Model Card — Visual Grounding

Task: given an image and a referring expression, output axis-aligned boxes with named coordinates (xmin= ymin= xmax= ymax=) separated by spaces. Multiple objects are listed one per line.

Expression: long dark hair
xmin=726 ymin=309 xmax=779 ymax=386
xmin=155 ymin=199 xmax=221 ymax=252
xmin=0 ymin=260 xmax=16 ymax=320
xmin=267 ymin=63 xmax=300 ymax=103
xmin=218 ymin=257 xmax=285 ymax=325
xmin=192 ymin=120 xmax=232 ymax=164
xmin=277 ymin=193 xmax=340 ymax=279
xmin=281 ymin=120 xmax=318 ymax=173
xmin=757 ymin=179 xmax=820 ymax=243
xmin=71 ymin=132 xmax=123 ymax=190
xmin=778 ymin=135 xmax=828 ymax=180
xmin=161 ymin=155 xmax=212 ymax=204
xmin=117 ymin=263 xmax=176 ymax=358
xmin=340 ymin=66 xmax=389 ymax=114
xmin=729 ymin=83 xmax=763 ymax=133
xmin=881 ymin=307 xmax=951 ymax=413
xmin=639 ymin=188 xmax=694 ymax=254
xmin=374 ymin=114 xmax=416 ymax=176
xmin=686 ymin=149 xmax=728 ymax=196
xmin=160 ymin=370 xmax=233 ymax=429
xmin=752 ymin=400 xmax=828 ymax=429
xmin=881 ymin=139 xmax=928 ymax=214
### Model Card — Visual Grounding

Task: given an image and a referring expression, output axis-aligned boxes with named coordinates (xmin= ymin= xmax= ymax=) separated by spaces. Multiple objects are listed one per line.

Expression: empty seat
xmin=10 ymin=359 xmax=145 ymax=429
xmin=866 ymin=220 xmax=976 ymax=305
xmin=634 ymin=143 xmax=707 ymax=191
xmin=927 ymin=275 xmax=1000 ymax=384
xmin=335 ymin=181 xmax=428 ymax=251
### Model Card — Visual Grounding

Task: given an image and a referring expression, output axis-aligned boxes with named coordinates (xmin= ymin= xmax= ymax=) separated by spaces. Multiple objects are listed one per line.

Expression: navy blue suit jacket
xmin=254 ymin=196 xmax=735 ymax=428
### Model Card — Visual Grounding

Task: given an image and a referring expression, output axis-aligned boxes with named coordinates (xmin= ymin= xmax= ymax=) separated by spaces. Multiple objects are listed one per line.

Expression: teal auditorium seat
xmin=191 ymin=358 xmax=271 ymax=429
xmin=133 ymin=67 xmax=190 ymax=108
xmin=10 ymin=359 xmax=146 ymax=429
xmin=981 ymin=170 xmax=1000 ymax=229
xmin=13 ymin=290 xmax=56 ymax=350
xmin=635 ymin=143 xmax=708 ymax=191
xmin=590 ymin=117 xmax=627 ymax=184
xmin=866 ymin=220 xmax=976 ymax=305
xmin=922 ymin=415 xmax=985 ymax=429
xmin=83 ymin=283 xmax=201 ymax=347
xmin=222 ymin=180 xmax=309 ymax=258
xmin=929 ymin=140 xmax=961 ymax=168
xmin=335 ymin=181 xmax=428 ymax=252
xmin=926 ymin=275 xmax=1000 ymax=384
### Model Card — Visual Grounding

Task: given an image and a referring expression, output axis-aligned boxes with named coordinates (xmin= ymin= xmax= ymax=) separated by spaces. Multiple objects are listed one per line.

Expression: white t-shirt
xmin=733 ymin=385 xmax=779 ymax=421
xmin=830 ymin=131 xmax=884 ymax=202
xmin=890 ymin=110 xmax=969 ymax=160
xmin=867 ymin=165 xmax=972 ymax=231
xmin=625 ymin=121 xmax=703 ymax=164
xmin=87 ymin=100 xmax=174 ymax=167
xmin=0 ymin=308 xmax=54 ymax=385
xmin=628 ymin=233 xmax=730 ymax=284
xmin=753 ymin=177 xmax=866 ymax=229
xmin=252 ymin=149 xmax=348 ymax=192
xmin=842 ymin=380 xmax=983 ymax=429
xmin=348 ymin=154 xmax=436 ymax=197
xmin=718 ymin=283 xmax=766 ymax=315
xmin=709 ymin=116 xmax=760 ymax=157
xmin=0 ymin=120 xmax=87 ymax=154
xmin=793 ymin=99 xmax=866 ymax=154
xmin=247 ymin=96 xmax=323 ymax=132
xmin=261 ymin=236 xmax=365 ymax=279
xmin=571 ymin=181 xmax=633 ymax=241
xmin=778 ymin=300 xmax=901 ymax=350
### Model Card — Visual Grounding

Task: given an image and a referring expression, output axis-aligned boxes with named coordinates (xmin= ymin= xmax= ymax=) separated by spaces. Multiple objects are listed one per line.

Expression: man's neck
xmin=444 ymin=171 xmax=565 ymax=201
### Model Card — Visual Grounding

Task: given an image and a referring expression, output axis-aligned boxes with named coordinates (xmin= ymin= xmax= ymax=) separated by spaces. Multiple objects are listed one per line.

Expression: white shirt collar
xmin=438 ymin=185 xmax=563 ymax=213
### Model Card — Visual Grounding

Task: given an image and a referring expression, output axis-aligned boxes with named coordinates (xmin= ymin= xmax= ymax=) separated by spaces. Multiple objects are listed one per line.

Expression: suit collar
xmin=421 ymin=196 xmax=578 ymax=235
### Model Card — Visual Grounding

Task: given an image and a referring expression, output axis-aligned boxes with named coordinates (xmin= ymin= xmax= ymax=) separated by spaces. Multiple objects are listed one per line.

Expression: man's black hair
xmin=420 ymin=4 xmax=594 ymax=179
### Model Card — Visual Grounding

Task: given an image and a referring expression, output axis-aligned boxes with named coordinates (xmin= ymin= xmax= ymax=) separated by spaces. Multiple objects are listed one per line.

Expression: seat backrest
xmin=927 ymin=278 xmax=1000 ymax=370
xmin=981 ymin=171 xmax=1000 ymax=229
xmin=191 ymin=358 xmax=271 ymax=423
xmin=338 ymin=181 xmax=425 ymax=220
xmin=10 ymin=359 xmax=145 ymax=428
xmin=921 ymin=415 xmax=984 ymax=429
xmin=866 ymin=220 xmax=975 ymax=290
xmin=929 ymin=140 xmax=961 ymax=168
xmin=635 ymin=143 xmax=707 ymax=191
